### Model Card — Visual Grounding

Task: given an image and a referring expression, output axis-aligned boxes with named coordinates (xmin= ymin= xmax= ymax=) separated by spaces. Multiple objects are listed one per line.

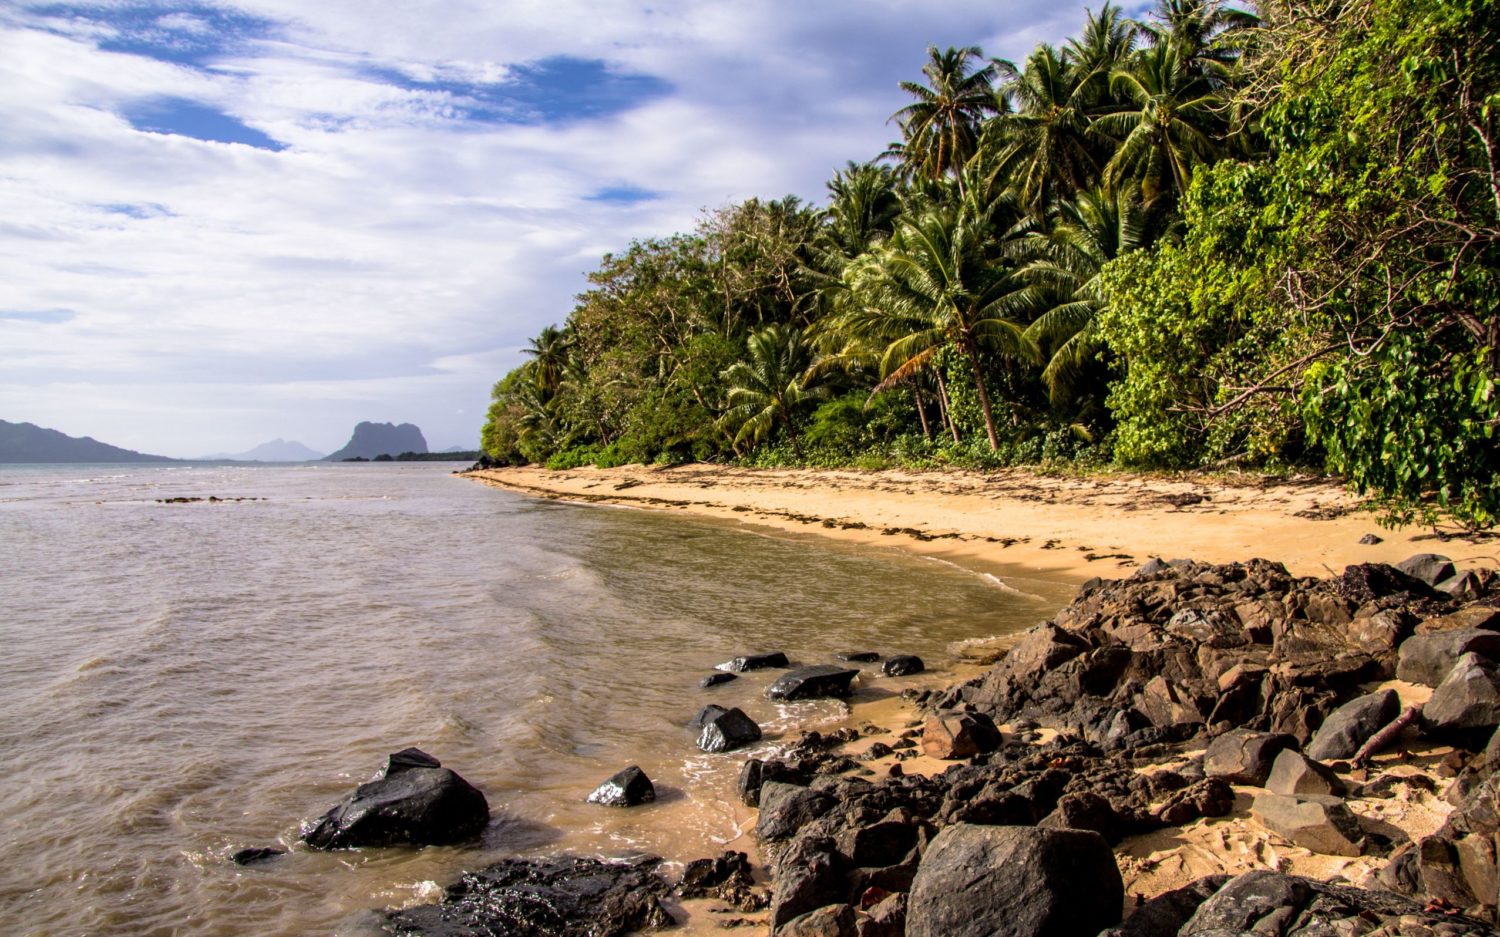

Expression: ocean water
xmin=0 ymin=462 xmax=1075 ymax=935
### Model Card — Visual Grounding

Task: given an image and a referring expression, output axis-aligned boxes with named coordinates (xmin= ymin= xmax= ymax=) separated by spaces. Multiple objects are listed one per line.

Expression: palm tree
xmin=1066 ymin=3 xmax=1137 ymax=95
xmin=890 ymin=46 xmax=1000 ymax=191
xmin=843 ymin=201 xmax=1037 ymax=450
xmin=1017 ymin=185 xmax=1145 ymax=405
xmin=1095 ymin=39 xmax=1225 ymax=210
xmin=988 ymin=43 xmax=1102 ymax=218
xmin=717 ymin=324 xmax=831 ymax=457
xmin=521 ymin=324 xmax=572 ymax=396
xmin=1139 ymin=0 xmax=1259 ymax=83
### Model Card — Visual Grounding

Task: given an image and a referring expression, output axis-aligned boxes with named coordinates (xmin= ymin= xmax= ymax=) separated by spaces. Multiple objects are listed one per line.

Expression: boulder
xmin=1397 ymin=553 xmax=1457 ymax=588
xmin=1440 ymin=570 xmax=1488 ymax=601
xmin=757 ymin=782 xmax=837 ymax=842
xmin=834 ymin=807 xmax=920 ymax=868
xmin=385 ymin=853 xmax=674 ymax=936
xmin=586 ymin=765 xmax=655 ymax=807
xmin=767 ymin=665 xmax=860 ymax=701
xmin=1038 ymin=790 xmax=1124 ymax=844
xmin=1154 ymin=778 xmax=1235 ymax=826
xmin=1306 ymin=689 xmax=1400 ymax=761
xmin=691 ymin=704 xmax=728 ymax=728
xmin=1418 ymin=605 xmax=1500 ymax=635
xmin=700 ymin=672 xmax=738 ymax=688
xmin=739 ymin=758 xmax=814 ymax=807
xmin=1251 ymin=792 xmax=1363 ymax=856
xmin=779 ymin=903 xmax=858 ymax=937
xmin=1338 ymin=562 xmax=1433 ymax=603
xmin=1265 ymin=750 xmax=1345 ymax=797
xmin=770 ymin=836 xmax=847 ymax=931
xmin=906 ymin=824 xmax=1122 ymax=937
xmin=836 ymin=652 xmax=880 ymax=663
xmin=881 ymin=655 xmax=924 ymax=677
xmin=1203 ymin=729 xmax=1297 ymax=786
xmin=859 ymin=892 xmax=906 ymax=937
xmin=1423 ymin=652 xmax=1500 ymax=744
xmin=717 ymin=651 xmax=789 ymax=672
xmin=301 ymin=748 xmax=489 ymax=849
xmin=1099 ymin=876 xmax=1229 ymax=937
xmin=921 ymin=712 xmax=1002 ymax=760
xmin=697 ymin=707 xmax=763 ymax=753
xmin=1398 ymin=629 xmax=1500 ymax=686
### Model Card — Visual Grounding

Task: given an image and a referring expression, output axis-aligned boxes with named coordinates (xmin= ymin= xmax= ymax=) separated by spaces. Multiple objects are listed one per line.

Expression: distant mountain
xmin=324 ymin=422 xmax=428 ymax=461
xmin=200 ymin=438 xmax=325 ymax=462
xmin=440 ymin=445 xmax=477 ymax=453
xmin=0 ymin=419 xmax=175 ymax=463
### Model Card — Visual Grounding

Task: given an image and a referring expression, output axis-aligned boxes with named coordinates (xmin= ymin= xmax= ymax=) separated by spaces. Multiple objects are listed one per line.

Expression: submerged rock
xmin=384 ymin=854 xmax=673 ymax=937
xmin=696 ymin=707 xmax=762 ymax=753
xmin=302 ymin=748 xmax=489 ymax=850
xmin=716 ymin=651 xmax=789 ymax=672
xmin=586 ymin=765 xmax=655 ymax=807
xmin=699 ymin=672 xmax=737 ymax=688
xmin=230 ymin=846 xmax=286 ymax=866
xmin=836 ymin=651 xmax=880 ymax=663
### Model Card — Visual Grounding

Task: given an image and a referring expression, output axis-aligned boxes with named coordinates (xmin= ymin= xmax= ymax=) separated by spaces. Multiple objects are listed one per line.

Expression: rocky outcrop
xmin=301 ymin=748 xmax=488 ymax=849
xmin=324 ymin=421 xmax=428 ymax=460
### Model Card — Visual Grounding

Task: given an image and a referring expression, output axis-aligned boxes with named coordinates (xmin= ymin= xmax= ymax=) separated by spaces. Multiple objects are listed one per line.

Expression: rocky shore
xmin=357 ymin=549 xmax=1500 ymax=935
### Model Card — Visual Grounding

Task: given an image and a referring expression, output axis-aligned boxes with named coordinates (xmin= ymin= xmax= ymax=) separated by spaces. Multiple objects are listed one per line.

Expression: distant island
xmin=324 ymin=421 xmax=428 ymax=461
xmin=0 ymin=419 xmax=175 ymax=463
xmin=199 ymin=438 xmax=325 ymax=462
xmin=341 ymin=451 xmax=481 ymax=462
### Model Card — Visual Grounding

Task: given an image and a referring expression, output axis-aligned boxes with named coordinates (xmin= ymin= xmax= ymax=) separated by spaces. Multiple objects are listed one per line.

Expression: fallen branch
xmin=1352 ymin=705 xmax=1422 ymax=765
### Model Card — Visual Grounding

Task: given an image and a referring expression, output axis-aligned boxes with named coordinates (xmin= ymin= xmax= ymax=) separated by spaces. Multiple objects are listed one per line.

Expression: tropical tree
xmin=521 ymin=324 xmax=572 ymax=396
xmin=989 ymin=43 xmax=1102 ymax=218
xmin=717 ymin=324 xmax=832 ymax=457
xmin=843 ymin=199 xmax=1037 ymax=450
xmin=889 ymin=46 xmax=1000 ymax=190
xmin=1065 ymin=2 xmax=1137 ymax=96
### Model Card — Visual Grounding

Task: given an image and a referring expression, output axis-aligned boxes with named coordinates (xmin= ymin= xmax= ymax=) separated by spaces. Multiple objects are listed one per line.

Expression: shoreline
xmin=462 ymin=464 xmax=1496 ymax=582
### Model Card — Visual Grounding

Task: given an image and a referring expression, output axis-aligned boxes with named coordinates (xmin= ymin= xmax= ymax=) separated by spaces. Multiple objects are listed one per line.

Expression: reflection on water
xmin=0 ymin=462 xmax=1074 ymax=935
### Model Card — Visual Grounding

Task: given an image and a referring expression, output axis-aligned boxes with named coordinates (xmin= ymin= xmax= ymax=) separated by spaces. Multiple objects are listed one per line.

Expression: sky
xmin=1 ymin=0 xmax=1119 ymax=458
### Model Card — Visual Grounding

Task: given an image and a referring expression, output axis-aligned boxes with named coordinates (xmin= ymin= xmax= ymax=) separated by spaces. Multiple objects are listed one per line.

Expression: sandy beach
xmin=464 ymin=464 xmax=1497 ymax=582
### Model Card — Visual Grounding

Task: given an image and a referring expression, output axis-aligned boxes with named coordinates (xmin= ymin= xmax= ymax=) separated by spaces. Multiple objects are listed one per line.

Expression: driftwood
xmin=1352 ymin=705 xmax=1422 ymax=765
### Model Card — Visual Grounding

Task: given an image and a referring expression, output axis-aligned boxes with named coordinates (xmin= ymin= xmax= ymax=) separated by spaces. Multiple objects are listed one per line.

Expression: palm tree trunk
xmin=933 ymin=369 xmax=961 ymax=444
xmin=911 ymin=381 xmax=932 ymax=440
xmin=963 ymin=344 xmax=1001 ymax=451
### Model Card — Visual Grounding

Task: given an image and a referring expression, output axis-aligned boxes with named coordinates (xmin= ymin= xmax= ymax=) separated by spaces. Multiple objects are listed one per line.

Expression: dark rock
xmin=858 ymin=892 xmax=906 ymax=937
xmin=757 ymin=782 xmax=837 ymax=842
xmin=1423 ymin=652 xmax=1500 ymax=744
xmin=1418 ymin=605 xmax=1500 ymax=635
xmin=691 ymin=704 xmax=728 ymax=728
xmin=586 ymin=765 xmax=655 ymax=807
xmin=1359 ymin=533 xmax=1383 ymax=545
xmin=301 ymin=748 xmax=489 ymax=850
xmin=1306 ymin=688 xmax=1400 ymax=760
xmin=230 ymin=846 xmax=285 ymax=866
xmin=717 ymin=651 xmax=789 ymax=672
xmin=1265 ymin=750 xmax=1345 ymax=797
xmin=858 ymin=742 xmax=893 ymax=761
xmin=1338 ymin=562 xmax=1434 ymax=603
xmin=920 ymin=712 xmax=1002 ymax=760
xmin=779 ymin=903 xmax=857 ymax=937
xmin=906 ymin=824 xmax=1122 ymax=937
xmin=1179 ymin=868 xmax=1494 ymax=936
xmin=1037 ymin=790 xmax=1124 ymax=843
xmin=881 ymin=655 xmax=924 ymax=677
xmin=1251 ymin=792 xmax=1363 ymax=856
xmin=739 ymin=758 xmax=815 ymax=807
xmin=767 ymin=665 xmax=860 ymax=701
xmin=677 ymin=851 xmax=761 ymax=910
xmin=700 ymin=672 xmax=738 ymax=688
xmin=1399 ymin=629 xmax=1500 ymax=686
xmin=384 ymin=854 xmax=673 ymax=937
xmin=1398 ymin=553 xmax=1457 ymax=588
xmin=836 ymin=652 xmax=880 ymax=663
xmin=697 ymin=707 xmax=763 ymax=753
xmin=1154 ymin=778 xmax=1235 ymax=826
xmin=769 ymin=836 xmax=847 ymax=931
xmin=1202 ymin=729 xmax=1297 ymax=786
xmin=1099 ymin=876 xmax=1228 ymax=937
xmin=835 ymin=807 xmax=920 ymax=868
xmin=1441 ymin=570 xmax=1489 ymax=601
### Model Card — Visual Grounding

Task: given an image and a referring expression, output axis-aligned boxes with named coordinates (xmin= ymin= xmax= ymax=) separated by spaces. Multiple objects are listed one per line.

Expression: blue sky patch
xmin=586 ymin=185 xmax=661 ymax=204
xmin=122 ymin=97 xmax=286 ymax=150
xmin=99 ymin=202 xmax=175 ymax=219
xmin=0 ymin=308 xmax=77 ymax=324
xmin=363 ymin=55 xmax=672 ymax=126
xmin=31 ymin=2 xmax=280 ymax=68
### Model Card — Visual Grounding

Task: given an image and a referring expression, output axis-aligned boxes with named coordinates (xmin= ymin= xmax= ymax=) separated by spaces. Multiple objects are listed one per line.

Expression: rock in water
xmin=836 ymin=651 xmax=880 ymax=663
xmin=715 ymin=651 xmax=789 ymax=672
xmin=699 ymin=672 xmax=737 ymax=688
xmin=766 ymin=665 xmax=860 ymax=701
xmin=697 ymin=707 xmax=762 ymax=753
xmin=882 ymin=655 xmax=925 ymax=677
xmin=586 ymin=766 xmax=655 ymax=807
xmin=906 ymin=824 xmax=1123 ymax=937
xmin=385 ymin=854 xmax=674 ymax=937
xmin=301 ymin=748 xmax=489 ymax=849
xmin=230 ymin=846 xmax=285 ymax=866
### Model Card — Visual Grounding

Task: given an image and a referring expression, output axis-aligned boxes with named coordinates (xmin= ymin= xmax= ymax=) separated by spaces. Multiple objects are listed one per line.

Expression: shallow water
xmin=0 ymin=462 xmax=1075 ymax=935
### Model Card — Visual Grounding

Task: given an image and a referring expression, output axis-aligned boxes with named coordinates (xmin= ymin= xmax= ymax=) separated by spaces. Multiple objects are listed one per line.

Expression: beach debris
xmin=696 ymin=706 xmax=762 ymax=753
xmin=920 ymin=712 xmax=1001 ymax=760
xmin=230 ymin=846 xmax=285 ymax=866
xmin=586 ymin=765 xmax=655 ymax=807
xmin=1306 ymin=688 xmax=1401 ymax=760
xmin=906 ymin=825 xmax=1122 ymax=937
xmin=301 ymin=747 xmax=489 ymax=850
xmin=715 ymin=651 xmax=788 ymax=672
xmin=881 ymin=654 xmax=924 ymax=677
xmin=766 ymin=665 xmax=859 ymax=701
xmin=1203 ymin=729 xmax=1297 ymax=786
xmin=699 ymin=671 xmax=737 ymax=688
xmin=384 ymin=854 xmax=674 ymax=936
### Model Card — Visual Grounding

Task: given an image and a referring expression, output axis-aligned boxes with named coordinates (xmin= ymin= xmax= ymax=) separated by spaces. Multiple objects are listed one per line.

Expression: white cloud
xmin=0 ymin=0 xmax=1097 ymax=456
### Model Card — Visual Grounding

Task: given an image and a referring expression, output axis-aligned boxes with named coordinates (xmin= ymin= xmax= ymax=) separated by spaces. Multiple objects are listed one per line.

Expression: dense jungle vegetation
xmin=481 ymin=0 xmax=1500 ymax=527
